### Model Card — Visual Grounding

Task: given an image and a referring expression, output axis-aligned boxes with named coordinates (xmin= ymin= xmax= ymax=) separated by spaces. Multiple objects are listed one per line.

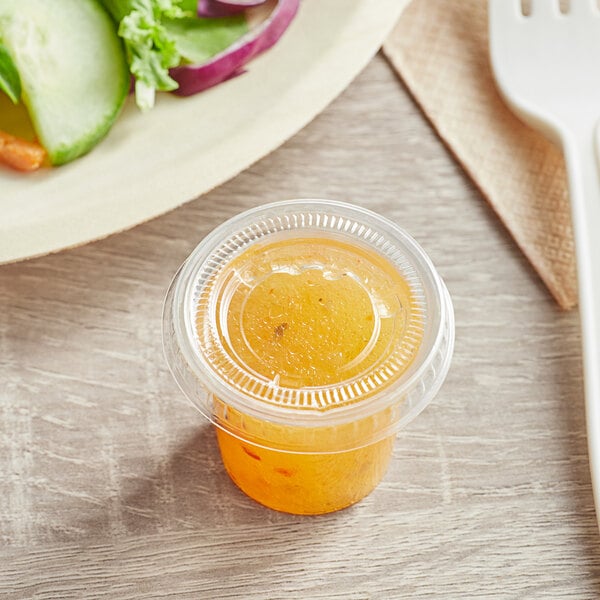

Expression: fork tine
xmin=530 ymin=0 xmax=561 ymax=17
xmin=489 ymin=0 xmax=523 ymax=23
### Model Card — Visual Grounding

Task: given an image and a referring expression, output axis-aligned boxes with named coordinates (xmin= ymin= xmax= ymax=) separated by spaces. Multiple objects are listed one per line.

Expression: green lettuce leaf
xmin=101 ymin=0 xmax=248 ymax=111
xmin=164 ymin=15 xmax=247 ymax=65
xmin=101 ymin=0 xmax=185 ymax=110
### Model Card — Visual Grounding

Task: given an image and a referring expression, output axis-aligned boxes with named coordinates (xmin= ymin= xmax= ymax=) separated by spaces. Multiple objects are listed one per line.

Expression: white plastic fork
xmin=489 ymin=0 xmax=600 ymax=526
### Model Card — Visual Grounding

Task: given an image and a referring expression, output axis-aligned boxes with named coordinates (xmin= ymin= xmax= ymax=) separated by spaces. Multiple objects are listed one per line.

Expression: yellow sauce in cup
xmin=163 ymin=200 xmax=454 ymax=515
xmin=199 ymin=237 xmax=423 ymax=513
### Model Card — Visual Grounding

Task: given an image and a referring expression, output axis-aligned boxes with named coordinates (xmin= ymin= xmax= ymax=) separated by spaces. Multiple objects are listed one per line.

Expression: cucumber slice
xmin=0 ymin=0 xmax=129 ymax=165
xmin=0 ymin=42 xmax=20 ymax=103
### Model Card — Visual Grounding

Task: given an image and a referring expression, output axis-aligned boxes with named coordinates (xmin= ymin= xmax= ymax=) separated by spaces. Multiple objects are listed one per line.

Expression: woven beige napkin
xmin=383 ymin=0 xmax=577 ymax=309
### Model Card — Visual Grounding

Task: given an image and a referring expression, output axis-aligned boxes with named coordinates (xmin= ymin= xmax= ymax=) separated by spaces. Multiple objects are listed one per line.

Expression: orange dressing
xmin=198 ymin=237 xmax=423 ymax=514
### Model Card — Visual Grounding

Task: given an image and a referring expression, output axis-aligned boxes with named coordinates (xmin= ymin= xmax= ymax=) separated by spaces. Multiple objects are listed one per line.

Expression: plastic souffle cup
xmin=163 ymin=199 xmax=454 ymax=515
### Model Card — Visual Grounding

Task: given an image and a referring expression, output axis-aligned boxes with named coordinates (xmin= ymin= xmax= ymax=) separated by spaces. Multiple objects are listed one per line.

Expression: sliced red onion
xmin=198 ymin=0 xmax=268 ymax=18
xmin=171 ymin=0 xmax=299 ymax=96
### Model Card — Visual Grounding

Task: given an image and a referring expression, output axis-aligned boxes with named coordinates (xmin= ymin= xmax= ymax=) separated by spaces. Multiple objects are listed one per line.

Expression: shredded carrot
xmin=0 ymin=130 xmax=46 ymax=172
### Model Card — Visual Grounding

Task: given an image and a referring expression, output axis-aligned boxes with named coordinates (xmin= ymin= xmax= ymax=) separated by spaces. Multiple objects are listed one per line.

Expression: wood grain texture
xmin=1 ymin=55 xmax=600 ymax=599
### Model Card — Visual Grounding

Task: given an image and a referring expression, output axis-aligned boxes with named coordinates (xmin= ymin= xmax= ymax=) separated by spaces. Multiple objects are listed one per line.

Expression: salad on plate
xmin=0 ymin=0 xmax=298 ymax=171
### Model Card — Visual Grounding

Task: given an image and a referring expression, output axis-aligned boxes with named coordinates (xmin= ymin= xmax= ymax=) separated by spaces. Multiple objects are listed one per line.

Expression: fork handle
xmin=563 ymin=123 xmax=600 ymax=517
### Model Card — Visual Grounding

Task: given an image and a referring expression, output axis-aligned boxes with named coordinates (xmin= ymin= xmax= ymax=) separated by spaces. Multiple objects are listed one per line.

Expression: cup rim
xmin=164 ymin=199 xmax=454 ymax=438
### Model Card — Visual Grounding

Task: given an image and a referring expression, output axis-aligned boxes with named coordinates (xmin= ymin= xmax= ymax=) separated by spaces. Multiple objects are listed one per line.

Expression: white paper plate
xmin=0 ymin=0 xmax=408 ymax=264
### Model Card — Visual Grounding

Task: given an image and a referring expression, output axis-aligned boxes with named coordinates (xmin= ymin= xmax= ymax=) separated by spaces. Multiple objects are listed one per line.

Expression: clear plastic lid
xmin=163 ymin=199 xmax=454 ymax=452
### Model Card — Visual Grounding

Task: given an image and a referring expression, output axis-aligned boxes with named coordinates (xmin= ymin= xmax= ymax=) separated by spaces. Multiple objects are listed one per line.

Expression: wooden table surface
xmin=2 ymin=53 xmax=600 ymax=599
